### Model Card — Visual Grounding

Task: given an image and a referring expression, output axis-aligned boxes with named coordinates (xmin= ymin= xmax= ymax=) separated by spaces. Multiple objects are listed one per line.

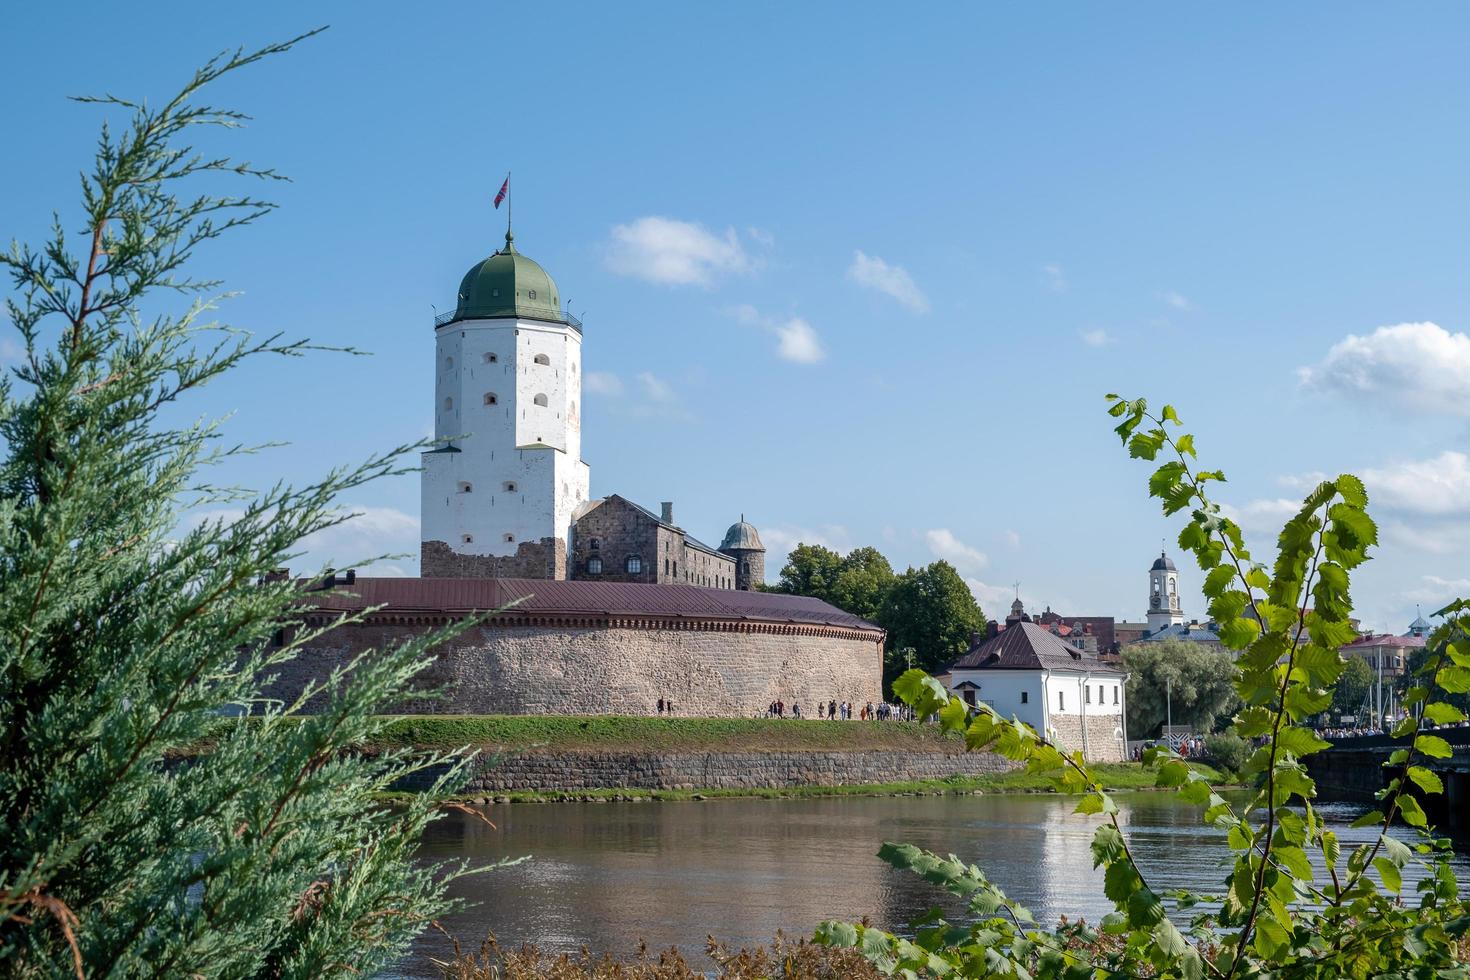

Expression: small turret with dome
xmin=719 ymin=516 xmax=766 ymax=591
xmin=1146 ymin=549 xmax=1184 ymax=633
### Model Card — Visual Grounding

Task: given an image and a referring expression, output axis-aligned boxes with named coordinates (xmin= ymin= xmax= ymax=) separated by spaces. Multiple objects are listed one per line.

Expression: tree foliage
xmin=1331 ymin=655 xmax=1375 ymax=722
xmin=0 ymin=36 xmax=498 ymax=977
xmin=1122 ymin=638 xmax=1241 ymax=738
xmin=817 ymin=395 xmax=1470 ymax=978
xmin=879 ymin=561 xmax=986 ymax=689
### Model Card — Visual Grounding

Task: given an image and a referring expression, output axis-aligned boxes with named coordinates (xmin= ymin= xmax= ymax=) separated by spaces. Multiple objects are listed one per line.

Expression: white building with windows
xmin=945 ymin=618 xmax=1128 ymax=762
xmin=420 ymin=229 xmax=591 ymax=578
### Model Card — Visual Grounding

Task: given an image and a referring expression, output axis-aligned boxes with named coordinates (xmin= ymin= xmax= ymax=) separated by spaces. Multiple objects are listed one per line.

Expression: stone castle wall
xmin=1050 ymin=712 xmax=1126 ymax=763
xmin=265 ymin=618 xmax=883 ymax=718
xmin=421 ymin=537 xmax=566 ymax=579
xmin=391 ymin=747 xmax=1018 ymax=793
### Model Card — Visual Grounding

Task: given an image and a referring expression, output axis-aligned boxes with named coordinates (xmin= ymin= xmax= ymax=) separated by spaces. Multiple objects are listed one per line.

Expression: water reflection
xmin=405 ymin=792 xmax=1469 ymax=977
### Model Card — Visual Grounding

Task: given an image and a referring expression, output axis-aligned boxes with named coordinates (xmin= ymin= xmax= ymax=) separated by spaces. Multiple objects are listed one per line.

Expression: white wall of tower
xmin=421 ymin=317 xmax=589 ymax=558
xmin=1146 ymin=564 xmax=1184 ymax=631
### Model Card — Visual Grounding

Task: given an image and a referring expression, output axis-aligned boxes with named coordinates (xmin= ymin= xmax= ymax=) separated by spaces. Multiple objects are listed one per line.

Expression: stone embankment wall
xmin=392 ymin=747 xmax=1019 ymax=793
xmin=266 ymin=621 xmax=882 ymax=718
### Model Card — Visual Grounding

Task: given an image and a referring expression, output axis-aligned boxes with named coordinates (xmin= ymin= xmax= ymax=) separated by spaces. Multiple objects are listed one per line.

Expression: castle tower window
xmin=1021 ymin=691 xmax=1029 ymax=704
xmin=626 ymin=555 xmax=642 ymax=574
xmin=484 ymin=392 xmax=498 ymax=406
xmin=587 ymin=557 xmax=602 ymax=575
xmin=445 ymin=357 xmax=454 ymax=369
xmin=484 ymin=352 xmax=498 ymax=363
xmin=533 ymin=353 xmax=550 ymax=365
xmin=503 ymin=481 xmax=518 ymax=493
xmin=590 ymin=538 xmax=601 ymax=550
xmin=457 ymin=481 xmax=473 ymax=493
xmin=444 ymin=397 xmax=454 ymax=411
xmin=533 ymin=393 xmax=549 ymax=407
xmin=461 ymin=534 xmax=474 ymax=544
xmin=503 ymin=533 xmax=515 ymax=544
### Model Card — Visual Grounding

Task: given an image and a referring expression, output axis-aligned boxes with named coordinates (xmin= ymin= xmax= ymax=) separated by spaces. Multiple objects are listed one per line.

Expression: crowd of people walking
xmin=762 ymin=699 xmax=913 ymax=721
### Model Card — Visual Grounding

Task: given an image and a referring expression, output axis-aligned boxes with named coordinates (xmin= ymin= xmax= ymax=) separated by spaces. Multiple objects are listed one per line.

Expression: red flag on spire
xmin=494 ymin=176 xmax=509 ymax=209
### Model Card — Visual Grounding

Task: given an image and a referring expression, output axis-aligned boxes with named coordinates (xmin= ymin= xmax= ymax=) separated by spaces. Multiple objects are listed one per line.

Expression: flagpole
xmin=506 ymin=171 xmax=512 ymax=242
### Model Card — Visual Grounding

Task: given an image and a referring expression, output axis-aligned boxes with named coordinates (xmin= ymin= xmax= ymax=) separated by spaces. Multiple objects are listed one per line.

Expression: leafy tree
xmin=1402 ymin=636 xmax=1470 ymax=717
xmin=770 ymin=543 xmax=844 ymax=602
xmin=1121 ymin=638 xmax=1240 ymax=738
xmin=1331 ymin=654 xmax=1375 ymax=722
xmin=878 ymin=561 xmax=986 ymax=689
xmin=0 ymin=37 xmax=494 ymax=977
xmin=818 ymin=395 xmax=1470 ymax=977
xmin=828 ymin=546 xmax=895 ymax=622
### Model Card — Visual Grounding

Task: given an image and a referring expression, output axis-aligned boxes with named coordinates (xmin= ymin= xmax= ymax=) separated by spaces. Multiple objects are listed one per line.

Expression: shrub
xmin=1202 ymin=732 xmax=1250 ymax=774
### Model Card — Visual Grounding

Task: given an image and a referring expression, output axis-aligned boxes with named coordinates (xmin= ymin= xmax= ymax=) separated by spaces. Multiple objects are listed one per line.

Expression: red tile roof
xmin=1342 ymin=633 xmax=1426 ymax=650
xmin=299 ymin=577 xmax=882 ymax=633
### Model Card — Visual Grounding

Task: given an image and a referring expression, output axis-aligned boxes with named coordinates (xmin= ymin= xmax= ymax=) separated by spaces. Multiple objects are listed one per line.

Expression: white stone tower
xmin=1146 ymin=550 xmax=1185 ymax=632
xmin=420 ymin=229 xmax=590 ymax=578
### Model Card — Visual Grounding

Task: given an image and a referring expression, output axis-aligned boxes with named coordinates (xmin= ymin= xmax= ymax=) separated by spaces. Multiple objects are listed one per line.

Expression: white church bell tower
xmin=1146 ymin=550 xmax=1185 ymax=632
xmin=420 ymin=228 xmax=590 ymax=578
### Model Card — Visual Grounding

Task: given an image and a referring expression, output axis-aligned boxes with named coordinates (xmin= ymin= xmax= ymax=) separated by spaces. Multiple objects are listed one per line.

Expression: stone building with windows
xmin=420 ymin=228 xmax=765 ymax=590
xmin=265 ymin=225 xmax=879 ymax=718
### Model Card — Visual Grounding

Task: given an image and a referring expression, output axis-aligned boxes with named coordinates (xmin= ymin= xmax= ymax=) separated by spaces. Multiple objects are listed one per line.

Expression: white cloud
xmin=1298 ymin=322 xmax=1470 ymax=416
xmin=1159 ymin=290 xmax=1192 ymax=311
xmin=605 ymin=216 xmax=756 ymax=286
xmin=773 ymin=317 xmax=825 ymax=363
xmin=1219 ymin=497 xmax=1300 ymax=534
xmin=1041 ymin=264 xmax=1068 ymax=293
xmin=760 ymin=524 xmax=852 ymax=583
xmin=1003 ymin=529 xmax=1022 ymax=549
xmin=965 ymin=577 xmax=1016 ymax=613
xmin=584 ymin=371 xmax=624 ymax=396
xmin=1382 ymin=519 xmax=1470 ymax=555
xmin=636 ymin=371 xmax=676 ymax=402
xmin=924 ymin=528 xmax=989 ymax=573
xmin=746 ymin=226 xmax=775 ymax=248
xmin=1402 ymin=574 xmax=1470 ymax=606
xmin=847 ymin=251 xmax=930 ymax=313
xmin=1362 ymin=451 xmax=1470 ymax=516
xmin=729 ymin=306 xmax=826 ymax=364
xmin=1080 ymin=328 xmax=1113 ymax=347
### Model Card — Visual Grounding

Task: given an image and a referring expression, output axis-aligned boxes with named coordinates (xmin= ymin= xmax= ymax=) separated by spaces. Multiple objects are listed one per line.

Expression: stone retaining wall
xmin=393 ymin=747 xmax=1020 ymax=793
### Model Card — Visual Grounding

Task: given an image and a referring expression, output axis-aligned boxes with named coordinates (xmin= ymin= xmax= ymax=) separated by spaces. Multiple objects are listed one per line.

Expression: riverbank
xmin=365 ymin=714 xmax=1225 ymax=802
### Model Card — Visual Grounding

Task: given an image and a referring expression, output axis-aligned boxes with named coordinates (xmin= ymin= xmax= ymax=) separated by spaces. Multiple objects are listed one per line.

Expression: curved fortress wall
xmin=266 ymin=578 xmax=884 ymax=717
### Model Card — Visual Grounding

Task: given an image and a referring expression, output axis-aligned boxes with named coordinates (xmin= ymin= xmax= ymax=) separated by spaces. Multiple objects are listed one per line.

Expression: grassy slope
xmin=368 ymin=714 xmax=968 ymax=753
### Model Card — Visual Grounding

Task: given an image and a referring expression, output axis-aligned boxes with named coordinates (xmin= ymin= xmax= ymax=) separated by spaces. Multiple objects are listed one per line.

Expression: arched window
xmin=533 ymin=393 xmax=549 ymax=407
xmin=590 ymin=538 xmax=601 ymax=551
xmin=483 ymin=392 xmax=498 ymax=406
xmin=503 ymin=533 xmax=515 ymax=544
xmin=587 ymin=557 xmax=602 ymax=575
xmin=626 ymin=555 xmax=642 ymax=574
xmin=457 ymin=481 xmax=473 ymax=494
xmin=742 ymin=560 xmax=751 ymax=575
xmin=443 ymin=397 xmax=454 ymax=411
xmin=445 ymin=356 xmax=454 ymax=369
xmin=533 ymin=353 xmax=551 ymax=366
xmin=483 ymin=352 xmax=498 ymax=363
xmin=502 ymin=481 xmax=518 ymax=493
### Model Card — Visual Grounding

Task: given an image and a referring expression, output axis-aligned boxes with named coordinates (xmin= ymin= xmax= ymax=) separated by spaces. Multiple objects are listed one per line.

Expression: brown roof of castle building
xmin=299 ymin=577 xmax=882 ymax=633
xmin=947 ymin=621 xmax=1123 ymax=674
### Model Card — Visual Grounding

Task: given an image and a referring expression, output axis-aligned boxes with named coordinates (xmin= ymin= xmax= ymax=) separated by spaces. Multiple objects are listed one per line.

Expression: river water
xmin=405 ymin=792 xmax=1470 ymax=975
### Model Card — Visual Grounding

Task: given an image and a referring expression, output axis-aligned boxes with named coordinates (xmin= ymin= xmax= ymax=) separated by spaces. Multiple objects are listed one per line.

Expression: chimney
xmin=986 ymin=620 xmax=1000 ymax=639
xmin=660 ymin=501 xmax=674 ymax=525
xmin=970 ymin=631 xmax=983 ymax=648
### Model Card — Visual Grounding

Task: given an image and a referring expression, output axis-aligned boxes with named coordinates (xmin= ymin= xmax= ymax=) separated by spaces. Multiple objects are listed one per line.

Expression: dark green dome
xmin=453 ymin=231 xmax=562 ymax=322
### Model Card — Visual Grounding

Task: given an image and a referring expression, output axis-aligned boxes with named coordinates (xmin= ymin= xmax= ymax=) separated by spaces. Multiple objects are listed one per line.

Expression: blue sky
xmin=5 ymin=3 xmax=1470 ymax=632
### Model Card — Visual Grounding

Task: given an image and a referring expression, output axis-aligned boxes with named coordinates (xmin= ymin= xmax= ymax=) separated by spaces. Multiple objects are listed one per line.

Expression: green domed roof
xmin=453 ymin=231 xmax=562 ymax=323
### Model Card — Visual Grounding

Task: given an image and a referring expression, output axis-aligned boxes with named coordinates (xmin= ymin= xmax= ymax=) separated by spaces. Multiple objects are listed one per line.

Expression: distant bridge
xmin=1306 ymin=726 xmax=1470 ymax=832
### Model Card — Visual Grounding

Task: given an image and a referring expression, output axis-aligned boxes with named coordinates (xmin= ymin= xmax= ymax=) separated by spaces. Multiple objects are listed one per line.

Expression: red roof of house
xmin=1342 ymin=633 xmax=1426 ymax=650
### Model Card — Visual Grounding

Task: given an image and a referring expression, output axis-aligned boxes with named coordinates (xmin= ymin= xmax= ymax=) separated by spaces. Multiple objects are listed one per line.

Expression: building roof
xmin=720 ymin=517 xmax=764 ymax=552
xmin=1034 ymin=610 xmax=1117 ymax=651
xmin=1343 ymin=632 xmax=1426 ymax=650
xmin=1151 ymin=550 xmax=1177 ymax=572
xmin=300 ymin=577 xmax=882 ymax=633
xmin=1137 ymin=621 xmax=1223 ymax=643
xmin=947 ymin=621 xmax=1123 ymax=674
xmin=450 ymin=231 xmax=567 ymax=325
